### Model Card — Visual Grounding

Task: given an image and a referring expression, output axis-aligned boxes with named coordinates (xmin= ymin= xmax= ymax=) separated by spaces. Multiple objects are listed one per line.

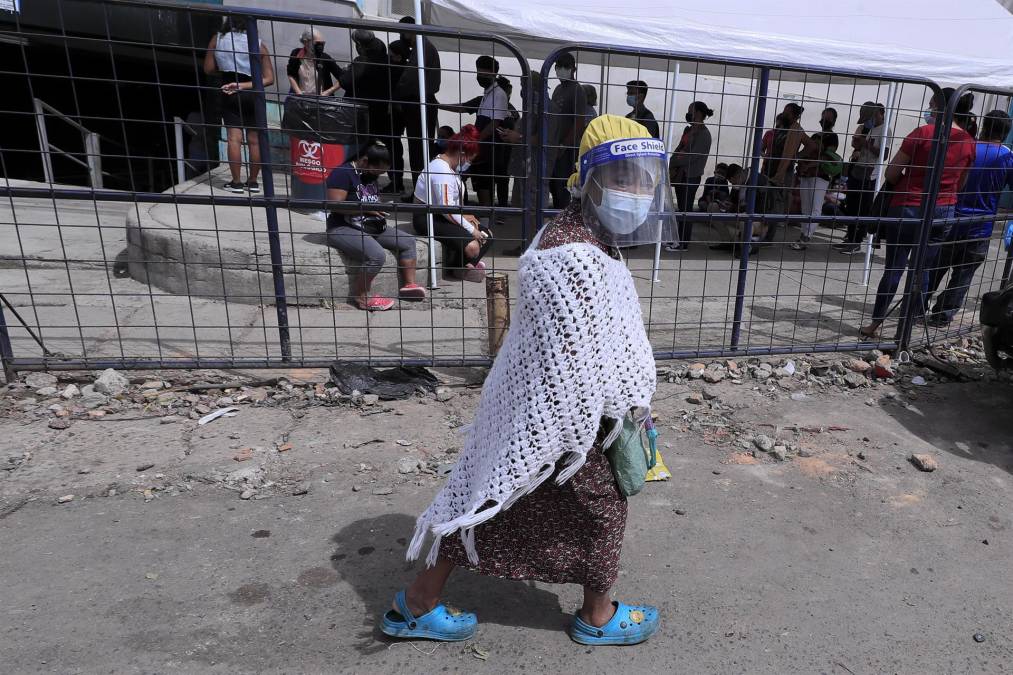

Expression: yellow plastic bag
xmin=645 ymin=449 xmax=671 ymax=482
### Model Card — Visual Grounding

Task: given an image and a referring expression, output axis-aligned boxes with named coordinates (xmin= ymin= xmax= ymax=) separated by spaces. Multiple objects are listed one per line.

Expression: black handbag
xmin=348 ymin=214 xmax=387 ymax=236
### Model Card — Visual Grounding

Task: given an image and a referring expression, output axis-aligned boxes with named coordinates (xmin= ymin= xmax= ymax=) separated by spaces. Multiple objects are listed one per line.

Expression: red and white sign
xmin=290 ymin=139 xmax=345 ymax=184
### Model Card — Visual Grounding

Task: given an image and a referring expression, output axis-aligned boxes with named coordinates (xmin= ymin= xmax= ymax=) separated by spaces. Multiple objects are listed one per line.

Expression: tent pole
xmin=653 ymin=61 xmax=680 ymax=284
xmin=863 ymin=81 xmax=897 ymax=287
xmin=414 ymin=0 xmax=438 ymax=289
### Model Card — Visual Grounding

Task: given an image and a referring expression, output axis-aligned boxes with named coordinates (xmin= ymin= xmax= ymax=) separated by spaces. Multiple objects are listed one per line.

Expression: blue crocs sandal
xmin=380 ymin=590 xmax=477 ymax=641
xmin=569 ymin=602 xmax=660 ymax=646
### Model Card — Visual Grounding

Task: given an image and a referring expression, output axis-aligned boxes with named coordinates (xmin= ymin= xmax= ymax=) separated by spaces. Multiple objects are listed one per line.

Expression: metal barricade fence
xmin=0 ymin=0 xmax=533 ymax=376
xmin=0 ymin=2 xmax=1009 ymax=378
xmin=903 ymin=83 xmax=1013 ymax=352
xmin=536 ymin=45 xmax=1009 ymax=360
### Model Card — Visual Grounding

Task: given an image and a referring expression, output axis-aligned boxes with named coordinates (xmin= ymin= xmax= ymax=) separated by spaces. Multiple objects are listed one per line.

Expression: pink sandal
xmin=357 ymin=296 xmax=394 ymax=312
xmin=399 ymin=283 xmax=427 ymax=301
xmin=463 ymin=263 xmax=486 ymax=284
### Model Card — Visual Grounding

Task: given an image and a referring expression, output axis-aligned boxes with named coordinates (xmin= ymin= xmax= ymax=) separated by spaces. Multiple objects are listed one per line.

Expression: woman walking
xmin=381 ymin=115 xmax=671 ymax=646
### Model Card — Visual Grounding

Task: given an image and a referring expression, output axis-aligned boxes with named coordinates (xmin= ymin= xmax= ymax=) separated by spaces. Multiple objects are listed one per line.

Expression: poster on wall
xmin=0 ymin=0 xmax=20 ymax=12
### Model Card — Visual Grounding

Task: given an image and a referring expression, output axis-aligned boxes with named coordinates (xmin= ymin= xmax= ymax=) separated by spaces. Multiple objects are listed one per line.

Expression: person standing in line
xmin=761 ymin=113 xmax=785 ymax=161
xmin=819 ymin=107 xmax=838 ymax=133
xmin=582 ymin=84 xmax=600 ymax=133
xmin=763 ymin=102 xmax=809 ymax=244
xmin=394 ymin=16 xmax=442 ymax=193
xmin=926 ymin=110 xmax=1013 ymax=326
xmin=386 ymin=39 xmax=413 ymax=196
xmin=203 ymin=16 xmax=275 ymax=194
xmin=341 ymin=30 xmax=393 ymax=157
xmin=625 ymin=80 xmax=660 ymax=139
xmin=546 ymin=52 xmax=588 ymax=209
xmin=499 ymin=72 xmax=546 ymax=243
xmin=493 ymin=76 xmax=520 ymax=208
xmin=790 ymin=131 xmax=842 ymax=250
xmin=438 ymin=56 xmax=509 ymax=207
xmin=666 ymin=101 xmax=713 ymax=251
xmin=286 ymin=28 xmax=342 ymax=97
xmin=380 ymin=115 xmax=667 ymax=647
xmin=860 ymin=89 xmax=977 ymax=340
xmin=835 ymin=102 xmax=887 ymax=254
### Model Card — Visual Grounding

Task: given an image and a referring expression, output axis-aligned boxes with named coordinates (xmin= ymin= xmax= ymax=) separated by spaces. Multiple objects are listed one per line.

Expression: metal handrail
xmin=33 ymin=97 xmax=114 ymax=189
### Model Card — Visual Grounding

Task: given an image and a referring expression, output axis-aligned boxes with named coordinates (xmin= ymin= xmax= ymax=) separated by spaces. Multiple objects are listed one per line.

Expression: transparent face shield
xmin=579 ymin=140 xmax=676 ymax=248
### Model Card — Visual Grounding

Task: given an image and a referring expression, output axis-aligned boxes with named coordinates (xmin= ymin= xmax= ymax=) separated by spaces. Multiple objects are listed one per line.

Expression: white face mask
xmin=457 ymin=160 xmax=471 ymax=174
xmin=555 ymin=66 xmax=573 ymax=81
xmin=596 ymin=188 xmax=654 ymax=234
xmin=626 ymin=95 xmax=638 ymax=108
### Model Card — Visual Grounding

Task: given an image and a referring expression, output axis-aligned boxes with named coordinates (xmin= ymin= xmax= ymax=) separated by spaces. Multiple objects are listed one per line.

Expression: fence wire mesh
xmin=0 ymin=0 xmax=1010 ymax=375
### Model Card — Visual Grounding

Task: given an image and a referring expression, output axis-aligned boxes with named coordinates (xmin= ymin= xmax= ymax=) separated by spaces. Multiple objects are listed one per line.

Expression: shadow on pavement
xmin=889 ymin=380 xmax=1013 ymax=475
xmin=331 ymin=513 xmax=568 ymax=654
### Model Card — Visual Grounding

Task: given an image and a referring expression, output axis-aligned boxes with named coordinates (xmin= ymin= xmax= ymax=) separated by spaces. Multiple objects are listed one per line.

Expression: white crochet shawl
xmin=407 ymin=233 xmax=657 ymax=567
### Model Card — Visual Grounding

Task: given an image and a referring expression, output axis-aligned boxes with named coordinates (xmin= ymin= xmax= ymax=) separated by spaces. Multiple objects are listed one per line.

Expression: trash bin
xmin=282 ymin=96 xmax=368 ymax=205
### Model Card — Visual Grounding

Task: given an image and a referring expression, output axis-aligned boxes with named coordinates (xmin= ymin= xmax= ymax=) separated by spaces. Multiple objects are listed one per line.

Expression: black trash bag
xmin=282 ymin=96 xmax=368 ymax=145
xmin=328 ymin=363 xmax=439 ymax=400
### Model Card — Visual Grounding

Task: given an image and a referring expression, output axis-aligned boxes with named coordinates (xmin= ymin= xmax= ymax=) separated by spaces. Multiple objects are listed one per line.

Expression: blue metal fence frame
xmin=539 ymin=43 xmax=947 ymax=360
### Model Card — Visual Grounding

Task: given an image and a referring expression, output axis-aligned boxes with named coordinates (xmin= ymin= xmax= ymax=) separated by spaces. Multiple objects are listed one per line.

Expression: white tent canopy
xmin=428 ymin=0 xmax=1013 ymax=89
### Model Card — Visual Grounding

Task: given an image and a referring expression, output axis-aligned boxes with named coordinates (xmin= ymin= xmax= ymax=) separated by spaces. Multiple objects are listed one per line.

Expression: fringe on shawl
xmin=406 ymin=448 xmax=586 ymax=566
xmin=405 ymin=242 xmax=655 ymax=568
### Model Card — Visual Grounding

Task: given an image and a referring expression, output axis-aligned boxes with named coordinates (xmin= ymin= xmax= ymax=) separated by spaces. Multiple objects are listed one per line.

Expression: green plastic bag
xmin=604 ymin=415 xmax=657 ymax=497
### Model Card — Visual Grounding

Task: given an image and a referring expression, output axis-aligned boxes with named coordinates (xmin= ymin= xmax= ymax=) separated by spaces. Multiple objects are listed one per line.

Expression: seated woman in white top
xmin=412 ymin=125 xmax=493 ymax=282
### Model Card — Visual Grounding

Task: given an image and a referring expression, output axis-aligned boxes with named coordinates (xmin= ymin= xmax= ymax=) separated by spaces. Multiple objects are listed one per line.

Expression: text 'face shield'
xmin=579 ymin=138 xmax=676 ymax=248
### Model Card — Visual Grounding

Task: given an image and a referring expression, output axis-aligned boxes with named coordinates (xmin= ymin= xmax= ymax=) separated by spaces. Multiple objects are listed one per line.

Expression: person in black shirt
xmin=625 ymin=80 xmax=660 ymax=139
xmin=698 ymin=163 xmax=730 ymax=212
xmin=395 ymin=16 xmax=442 ymax=192
xmin=341 ymin=30 xmax=393 ymax=154
xmin=325 ymin=143 xmax=425 ymax=311
xmin=547 ymin=52 xmax=587 ymax=209
xmin=387 ymin=39 xmax=413 ymax=195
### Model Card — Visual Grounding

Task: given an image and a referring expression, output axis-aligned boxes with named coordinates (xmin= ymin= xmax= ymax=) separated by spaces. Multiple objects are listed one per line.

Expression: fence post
xmin=85 ymin=131 xmax=103 ymax=189
xmin=653 ymin=61 xmax=680 ymax=283
xmin=412 ymin=0 xmax=439 ymax=289
xmin=33 ymin=98 xmax=54 ymax=184
xmin=729 ymin=66 xmax=770 ymax=351
xmin=485 ymin=272 xmax=510 ymax=357
xmin=173 ymin=116 xmax=187 ymax=184
xmin=897 ymin=87 xmax=949 ymax=353
xmin=0 ymin=301 xmax=16 ymax=383
xmin=246 ymin=17 xmax=292 ymax=361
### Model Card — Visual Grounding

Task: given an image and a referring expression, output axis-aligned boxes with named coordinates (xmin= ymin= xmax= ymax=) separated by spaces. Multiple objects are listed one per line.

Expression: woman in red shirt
xmin=860 ymin=89 xmax=976 ymax=340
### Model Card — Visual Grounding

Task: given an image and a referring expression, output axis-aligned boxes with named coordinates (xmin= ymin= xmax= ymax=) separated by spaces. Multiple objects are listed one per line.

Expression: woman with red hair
xmin=413 ymin=125 xmax=494 ymax=282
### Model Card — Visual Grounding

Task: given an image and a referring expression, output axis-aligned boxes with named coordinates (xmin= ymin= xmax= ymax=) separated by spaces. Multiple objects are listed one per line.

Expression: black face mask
xmin=313 ymin=42 xmax=325 ymax=58
xmin=685 ymin=112 xmax=694 ymax=123
xmin=477 ymin=75 xmax=494 ymax=89
xmin=360 ymin=172 xmax=379 ymax=184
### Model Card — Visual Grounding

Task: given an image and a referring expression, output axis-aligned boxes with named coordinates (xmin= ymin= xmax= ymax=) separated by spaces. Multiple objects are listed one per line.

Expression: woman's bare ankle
xmin=579 ymin=602 xmax=616 ymax=628
xmin=402 ymin=588 xmax=438 ymax=617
